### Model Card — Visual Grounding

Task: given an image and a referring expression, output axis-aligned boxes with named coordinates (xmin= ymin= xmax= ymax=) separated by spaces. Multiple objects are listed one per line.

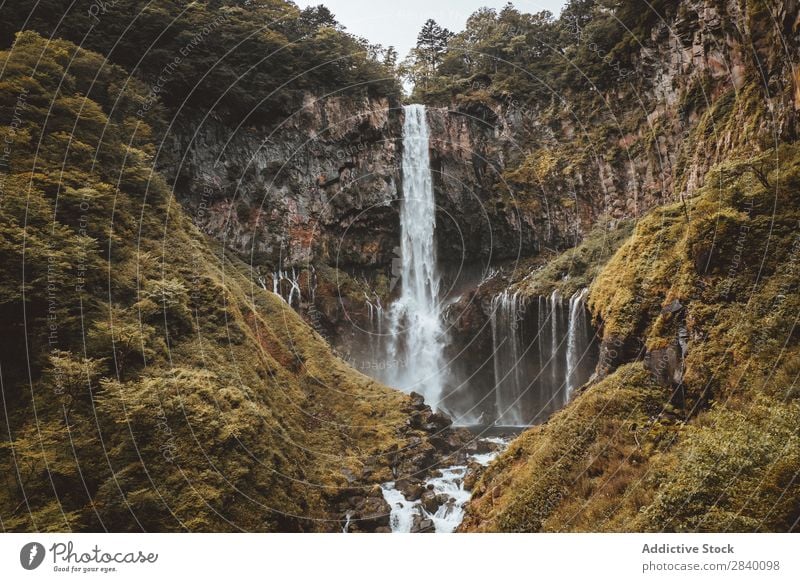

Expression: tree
xmin=413 ymin=19 xmax=453 ymax=91
xmin=298 ymin=4 xmax=341 ymax=32
xmin=383 ymin=46 xmax=398 ymax=70
xmin=416 ymin=18 xmax=452 ymax=67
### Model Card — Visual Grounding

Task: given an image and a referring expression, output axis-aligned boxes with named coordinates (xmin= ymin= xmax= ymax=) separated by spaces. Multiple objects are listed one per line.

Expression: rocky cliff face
xmin=427 ymin=0 xmax=800 ymax=263
xmin=424 ymin=0 xmax=800 ymax=405
xmin=425 ymin=102 xmax=588 ymax=263
xmin=162 ymin=0 xmax=800 ymax=418
xmin=163 ymin=93 xmax=404 ymax=270
xmin=159 ymin=96 xmax=562 ymax=367
xmin=457 ymin=0 xmax=800 ymax=532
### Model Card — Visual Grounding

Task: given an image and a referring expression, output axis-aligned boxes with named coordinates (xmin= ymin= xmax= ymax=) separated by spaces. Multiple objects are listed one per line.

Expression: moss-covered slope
xmin=462 ymin=145 xmax=800 ymax=532
xmin=0 ymin=32 xmax=429 ymax=532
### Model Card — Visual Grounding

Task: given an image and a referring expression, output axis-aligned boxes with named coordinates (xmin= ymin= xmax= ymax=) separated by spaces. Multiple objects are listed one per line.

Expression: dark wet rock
xmin=661 ymin=299 xmax=684 ymax=315
xmin=596 ymin=334 xmax=643 ymax=379
xmin=408 ymin=409 xmax=431 ymax=430
xmin=394 ymin=478 xmax=425 ymax=501
xmin=408 ymin=392 xmax=426 ymax=409
xmin=441 ymin=450 xmax=469 ymax=466
xmin=449 ymin=428 xmax=475 ymax=450
xmin=463 ymin=460 xmax=484 ymax=491
xmin=424 ymin=411 xmax=453 ymax=431
xmin=421 ymin=489 xmax=446 ymax=515
xmin=644 ymin=341 xmax=683 ymax=387
xmin=410 ymin=515 xmax=435 ymax=533
xmin=429 ymin=426 xmax=474 ymax=454
xmin=475 ymin=439 xmax=501 ymax=454
xmin=349 ymin=490 xmax=391 ymax=533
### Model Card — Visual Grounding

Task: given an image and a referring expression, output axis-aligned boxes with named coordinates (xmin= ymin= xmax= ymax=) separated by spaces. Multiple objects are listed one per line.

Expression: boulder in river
xmin=394 ymin=477 xmax=425 ymax=501
xmin=349 ymin=489 xmax=391 ymax=532
xmin=411 ymin=515 xmax=435 ymax=533
xmin=421 ymin=490 xmax=441 ymax=513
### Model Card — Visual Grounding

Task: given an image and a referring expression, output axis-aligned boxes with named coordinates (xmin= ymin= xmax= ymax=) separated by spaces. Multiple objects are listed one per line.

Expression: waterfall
xmin=565 ymin=288 xmax=590 ymax=399
xmin=486 ymin=287 xmax=597 ymax=425
xmin=549 ymin=290 xmax=561 ymax=389
xmin=385 ymin=104 xmax=446 ymax=408
xmin=271 ymin=268 xmax=302 ymax=307
xmin=366 ymin=291 xmax=385 ymax=368
xmin=365 ymin=292 xmax=384 ymax=329
xmin=490 ymin=291 xmax=526 ymax=426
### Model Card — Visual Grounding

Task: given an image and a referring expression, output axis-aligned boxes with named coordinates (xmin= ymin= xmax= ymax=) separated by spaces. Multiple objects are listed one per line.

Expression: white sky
xmin=294 ymin=0 xmax=568 ymax=60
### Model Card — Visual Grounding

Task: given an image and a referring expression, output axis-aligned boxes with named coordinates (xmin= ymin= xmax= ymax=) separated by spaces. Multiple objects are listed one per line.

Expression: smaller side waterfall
xmin=549 ymin=290 xmax=561 ymax=388
xmin=271 ymin=268 xmax=303 ymax=308
xmin=364 ymin=292 xmax=384 ymax=332
xmin=488 ymin=287 xmax=597 ymax=425
xmin=490 ymin=291 xmax=526 ymax=426
xmin=565 ymin=288 xmax=590 ymax=399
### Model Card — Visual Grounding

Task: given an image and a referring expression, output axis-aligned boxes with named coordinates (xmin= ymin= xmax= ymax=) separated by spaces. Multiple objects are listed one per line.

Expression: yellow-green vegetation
xmin=462 ymin=364 xmax=676 ymax=531
xmin=462 ymin=145 xmax=800 ymax=532
xmin=0 ymin=0 xmax=400 ymax=123
xmin=0 ymin=32 xmax=416 ymax=532
xmin=501 ymin=148 xmax=561 ymax=213
xmin=512 ymin=219 xmax=634 ymax=298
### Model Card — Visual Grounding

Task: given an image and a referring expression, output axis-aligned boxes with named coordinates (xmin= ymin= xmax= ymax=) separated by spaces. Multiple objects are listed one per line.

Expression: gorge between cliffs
xmin=0 ymin=0 xmax=798 ymax=536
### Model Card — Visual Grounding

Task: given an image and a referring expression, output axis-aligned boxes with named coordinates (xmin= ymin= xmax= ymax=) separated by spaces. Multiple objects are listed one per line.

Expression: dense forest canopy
xmin=0 ymin=0 xmax=401 ymax=124
xmin=401 ymin=0 xmax=687 ymax=103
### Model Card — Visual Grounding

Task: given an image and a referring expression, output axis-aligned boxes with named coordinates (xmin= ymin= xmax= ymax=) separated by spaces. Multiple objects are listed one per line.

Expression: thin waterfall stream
xmin=488 ymin=287 xmax=597 ymax=425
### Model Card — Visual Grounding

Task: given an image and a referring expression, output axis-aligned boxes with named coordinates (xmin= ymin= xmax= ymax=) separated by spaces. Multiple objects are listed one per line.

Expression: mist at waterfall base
xmin=351 ymin=104 xmax=600 ymax=428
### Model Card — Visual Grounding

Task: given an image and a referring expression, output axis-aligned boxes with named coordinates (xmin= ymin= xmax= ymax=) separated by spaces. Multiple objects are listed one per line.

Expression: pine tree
xmin=383 ymin=46 xmax=398 ymax=70
xmin=410 ymin=19 xmax=452 ymax=91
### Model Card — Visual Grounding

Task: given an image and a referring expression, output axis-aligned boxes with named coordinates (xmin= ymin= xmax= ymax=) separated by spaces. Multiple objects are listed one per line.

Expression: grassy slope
xmin=0 ymin=32 xmax=415 ymax=532
xmin=490 ymin=218 xmax=635 ymax=300
xmin=462 ymin=142 xmax=800 ymax=532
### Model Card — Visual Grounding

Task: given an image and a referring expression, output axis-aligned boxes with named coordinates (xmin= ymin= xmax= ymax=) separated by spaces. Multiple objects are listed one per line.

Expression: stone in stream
xmin=463 ymin=460 xmax=484 ymax=491
xmin=421 ymin=490 xmax=441 ymax=514
xmin=411 ymin=515 xmax=435 ymax=533
xmin=394 ymin=478 xmax=425 ymax=501
xmin=348 ymin=488 xmax=391 ymax=533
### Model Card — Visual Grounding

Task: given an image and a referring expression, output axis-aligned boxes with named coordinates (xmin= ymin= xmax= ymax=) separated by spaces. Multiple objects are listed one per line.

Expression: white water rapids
xmin=380 ymin=437 xmax=509 ymax=533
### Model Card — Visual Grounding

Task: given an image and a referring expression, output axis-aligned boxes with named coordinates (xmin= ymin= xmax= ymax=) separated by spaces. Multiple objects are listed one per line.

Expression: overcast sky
xmin=294 ymin=0 xmax=569 ymax=60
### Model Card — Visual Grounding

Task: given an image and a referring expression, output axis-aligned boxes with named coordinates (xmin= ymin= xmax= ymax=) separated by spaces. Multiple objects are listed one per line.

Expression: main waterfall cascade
xmin=384 ymin=104 xmax=447 ymax=407
xmin=333 ymin=103 xmax=599 ymax=427
xmin=253 ymin=102 xmax=599 ymax=429
xmin=488 ymin=288 xmax=598 ymax=425
xmin=346 ymin=105 xmax=599 ymax=534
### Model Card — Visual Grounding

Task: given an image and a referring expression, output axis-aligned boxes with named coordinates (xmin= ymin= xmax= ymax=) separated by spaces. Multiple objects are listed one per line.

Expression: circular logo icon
xmin=20 ymin=542 xmax=45 ymax=570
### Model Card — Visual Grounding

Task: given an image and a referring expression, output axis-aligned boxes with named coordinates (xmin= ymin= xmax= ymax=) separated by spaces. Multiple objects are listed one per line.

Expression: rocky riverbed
xmin=379 ymin=435 xmax=510 ymax=533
